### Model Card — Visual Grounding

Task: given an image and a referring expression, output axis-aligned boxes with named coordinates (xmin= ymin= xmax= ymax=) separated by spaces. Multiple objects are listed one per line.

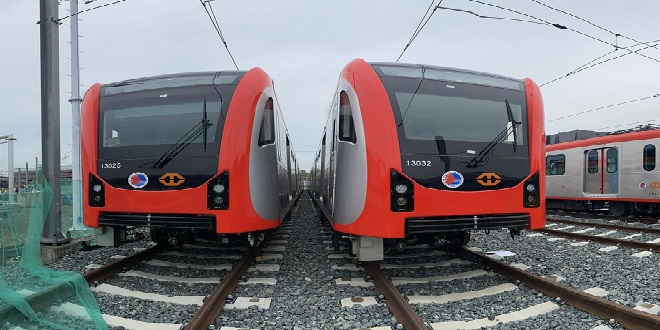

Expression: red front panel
xmin=81 ymin=69 xmax=279 ymax=234
xmin=332 ymin=60 xmax=545 ymax=238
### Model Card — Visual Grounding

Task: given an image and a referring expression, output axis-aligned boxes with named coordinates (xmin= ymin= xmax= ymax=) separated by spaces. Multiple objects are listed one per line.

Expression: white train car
xmin=546 ymin=126 xmax=660 ymax=216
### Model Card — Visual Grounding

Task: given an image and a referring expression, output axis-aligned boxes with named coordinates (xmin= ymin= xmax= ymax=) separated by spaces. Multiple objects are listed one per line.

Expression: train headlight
xmin=89 ymin=174 xmax=105 ymax=207
xmin=390 ymin=169 xmax=414 ymax=212
xmin=208 ymin=170 xmax=229 ymax=210
xmin=213 ymin=184 xmax=225 ymax=194
xmin=395 ymin=184 xmax=408 ymax=194
xmin=523 ymin=172 xmax=540 ymax=208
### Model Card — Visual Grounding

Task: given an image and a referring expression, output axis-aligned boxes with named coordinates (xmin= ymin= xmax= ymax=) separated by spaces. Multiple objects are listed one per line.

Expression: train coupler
xmin=509 ymin=228 xmax=523 ymax=240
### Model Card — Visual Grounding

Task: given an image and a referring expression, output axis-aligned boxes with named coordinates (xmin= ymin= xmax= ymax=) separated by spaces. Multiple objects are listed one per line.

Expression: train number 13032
xmin=406 ymin=160 xmax=431 ymax=166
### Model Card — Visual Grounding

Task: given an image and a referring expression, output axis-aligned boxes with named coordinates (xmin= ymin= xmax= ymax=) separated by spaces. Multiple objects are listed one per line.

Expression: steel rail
xmin=280 ymin=190 xmax=304 ymax=221
xmin=456 ymin=247 xmax=660 ymax=330
xmin=547 ymin=218 xmax=660 ymax=235
xmin=85 ymin=243 xmax=163 ymax=284
xmin=547 ymin=210 xmax=659 ymax=224
xmin=540 ymin=228 xmax=659 ymax=251
xmin=0 ymin=243 xmax=163 ymax=324
xmin=362 ymin=261 xmax=429 ymax=330
xmin=186 ymin=248 xmax=257 ymax=330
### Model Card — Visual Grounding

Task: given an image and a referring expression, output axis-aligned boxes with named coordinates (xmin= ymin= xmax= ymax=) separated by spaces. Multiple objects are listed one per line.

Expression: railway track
xmin=184 ymin=247 xmax=259 ymax=330
xmin=350 ymin=246 xmax=660 ymax=330
xmin=0 ymin=243 xmax=164 ymax=324
xmin=540 ymin=227 xmax=660 ymax=251
xmin=547 ymin=218 xmax=660 ymax=235
xmin=547 ymin=210 xmax=660 ymax=225
xmin=541 ymin=217 xmax=660 ymax=251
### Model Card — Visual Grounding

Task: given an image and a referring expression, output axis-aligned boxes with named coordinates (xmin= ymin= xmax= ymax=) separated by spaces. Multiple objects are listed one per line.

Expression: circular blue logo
xmin=128 ymin=172 xmax=149 ymax=189
xmin=442 ymin=171 xmax=464 ymax=189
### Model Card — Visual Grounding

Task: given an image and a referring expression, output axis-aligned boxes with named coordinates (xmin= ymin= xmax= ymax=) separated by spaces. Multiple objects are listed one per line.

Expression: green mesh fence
xmin=0 ymin=180 xmax=108 ymax=329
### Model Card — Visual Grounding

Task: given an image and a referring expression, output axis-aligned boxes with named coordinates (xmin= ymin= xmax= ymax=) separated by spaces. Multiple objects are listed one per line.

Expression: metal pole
xmin=25 ymin=162 xmax=29 ymax=186
xmin=40 ymin=0 xmax=67 ymax=244
xmin=70 ymin=0 xmax=84 ymax=230
xmin=7 ymin=134 xmax=14 ymax=204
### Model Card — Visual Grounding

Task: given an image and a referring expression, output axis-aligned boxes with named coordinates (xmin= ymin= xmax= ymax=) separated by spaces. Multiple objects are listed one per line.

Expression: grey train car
xmin=546 ymin=126 xmax=660 ymax=216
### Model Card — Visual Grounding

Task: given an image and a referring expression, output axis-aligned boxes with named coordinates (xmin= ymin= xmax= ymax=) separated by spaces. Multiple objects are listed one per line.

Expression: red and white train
xmin=81 ymin=69 xmax=301 ymax=246
xmin=546 ymin=126 xmax=660 ymax=216
xmin=310 ymin=59 xmax=546 ymax=261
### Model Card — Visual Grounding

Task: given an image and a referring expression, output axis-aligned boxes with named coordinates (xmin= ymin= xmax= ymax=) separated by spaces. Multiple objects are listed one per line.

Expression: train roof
xmin=368 ymin=62 xmax=524 ymax=91
xmin=546 ymin=125 xmax=660 ymax=151
xmin=102 ymin=71 xmax=248 ymax=96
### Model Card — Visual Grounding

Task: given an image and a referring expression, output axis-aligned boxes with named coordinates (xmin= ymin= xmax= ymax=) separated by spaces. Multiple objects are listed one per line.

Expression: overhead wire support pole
xmin=40 ymin=0 xmax=67 ymax=245
xmin=0 ymin=135 xmax=16 ymax=204
xmin=69 ymin=0 xmax=84 ymax=230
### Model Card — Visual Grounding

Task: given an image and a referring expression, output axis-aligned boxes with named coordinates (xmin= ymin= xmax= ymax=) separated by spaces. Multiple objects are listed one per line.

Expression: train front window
xmin=396 ymin=91 xmax=524 ymax=145
xmin=99 ymin=84 xmax=228 ymax=150
xmin=380 ymin=76 xmax=528 ymax=157
xmin=102 ymin=99 xmax=221 ymax=148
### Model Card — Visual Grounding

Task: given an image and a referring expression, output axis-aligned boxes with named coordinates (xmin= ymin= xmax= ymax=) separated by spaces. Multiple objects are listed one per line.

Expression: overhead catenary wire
xmin=547 ymin=93 xmax=660 ymax=123
xmin=37 ymin=0 xmax=128 ymax=24
xmin=597 ymin=119 xmax=659 ymax=131
xmin=541 ymin=40 xmax=660 ymax=87
xmin=464 ymin=0 xmax=660 ymax=64
xmin=437 ymin=6 xmax=546 ymax=25
xmin=528 ymin=0 xmax=660 ymax=53
xmin=199 ymin=0 xmax=239 ymax=70
xmin=396 ymin=0 xmax=444 ymax=62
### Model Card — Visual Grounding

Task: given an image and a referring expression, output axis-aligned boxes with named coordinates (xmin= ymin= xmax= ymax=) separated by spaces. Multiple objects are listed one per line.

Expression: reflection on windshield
xmin=396 ymin=92 xmax=524 ymax=145
xmin=102 ymin=100 xmax=221 ymax=148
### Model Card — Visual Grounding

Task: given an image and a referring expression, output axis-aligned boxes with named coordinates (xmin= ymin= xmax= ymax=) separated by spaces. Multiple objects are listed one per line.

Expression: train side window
xmin=587 ymin=150 xmax=598 ymax=174
xmin=258 ymin=98 xmax=275 ymax=146
xmin=338 ymin=91 xmax=356 ymax=143
xmin=545 ymin=154 xmax=565 ymax=175
xmin=643 ymin=144 xmax=656 ymax=171
xmin=606 ymin=148 xmax=617 ymax=173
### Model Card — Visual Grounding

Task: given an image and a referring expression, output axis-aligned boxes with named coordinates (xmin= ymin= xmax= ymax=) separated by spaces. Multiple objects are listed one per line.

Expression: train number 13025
xmin=406 ymin=160 xmax=431 ymax=166
xmin=101 ymin=162 xmax=121 ymax=169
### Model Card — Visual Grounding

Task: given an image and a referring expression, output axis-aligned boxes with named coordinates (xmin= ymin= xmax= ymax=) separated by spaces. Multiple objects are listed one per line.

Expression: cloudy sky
xmin=1 ymin=0 xmax=659 ymax=172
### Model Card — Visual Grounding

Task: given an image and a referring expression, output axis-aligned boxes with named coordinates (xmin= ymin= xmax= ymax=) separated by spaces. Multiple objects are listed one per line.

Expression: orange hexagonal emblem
xmin=476 ymin=172 xmax=501 ymax=186
xmin=159 ymin=173 xmax=185 ymax=187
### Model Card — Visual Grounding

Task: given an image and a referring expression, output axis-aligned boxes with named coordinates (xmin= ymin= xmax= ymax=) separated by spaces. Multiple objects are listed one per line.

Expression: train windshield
xmin=373 ymin=65 xmax=528 ymax=158
xmin=395 ymin=90 xmax=525 ymax=145
xmin=98 ymin=74 xmax=241 ymax=161
xmin=101 ymin=89 xmax=222 ymax=148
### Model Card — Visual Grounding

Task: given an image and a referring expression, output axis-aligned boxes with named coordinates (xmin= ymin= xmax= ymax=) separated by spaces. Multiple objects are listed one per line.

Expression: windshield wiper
xmin=203 ymin=97 xmax=208 ymax=152
xmin=505 ymin=99 xmax=518 ymax=152
xmin=150 ymin=98 xmax=213 ymax=168
xmin=466 ymin=117 xmax=521 ymax=168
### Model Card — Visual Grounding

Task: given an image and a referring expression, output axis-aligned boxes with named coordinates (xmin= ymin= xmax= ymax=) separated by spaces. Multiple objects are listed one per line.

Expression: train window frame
xmin=338 ymin=91 xmax=357 ymax=143
xmin=545 ymin=154 xmax=565 ymax=175
xmin=587 ymin=150 xmax=599 ymax=174
xmin=258 ymin=98 xmax=276 ymax=147
xmin=643 ymin=144 xmax=656 ymax=171
xmin=606 ymin=148 xmax=617 ymax=173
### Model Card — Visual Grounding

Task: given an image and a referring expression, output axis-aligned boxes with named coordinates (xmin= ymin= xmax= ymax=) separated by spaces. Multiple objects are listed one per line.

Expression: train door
xmin=286 ymin=136 xmax=292 ymax=200
xmin=320 ymin=133 xmax=326 ymax=202
xmin=583 ymin=148 xmax=618 ymax=194
xmin=329 ymin=119 xmax=337 ymax=210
